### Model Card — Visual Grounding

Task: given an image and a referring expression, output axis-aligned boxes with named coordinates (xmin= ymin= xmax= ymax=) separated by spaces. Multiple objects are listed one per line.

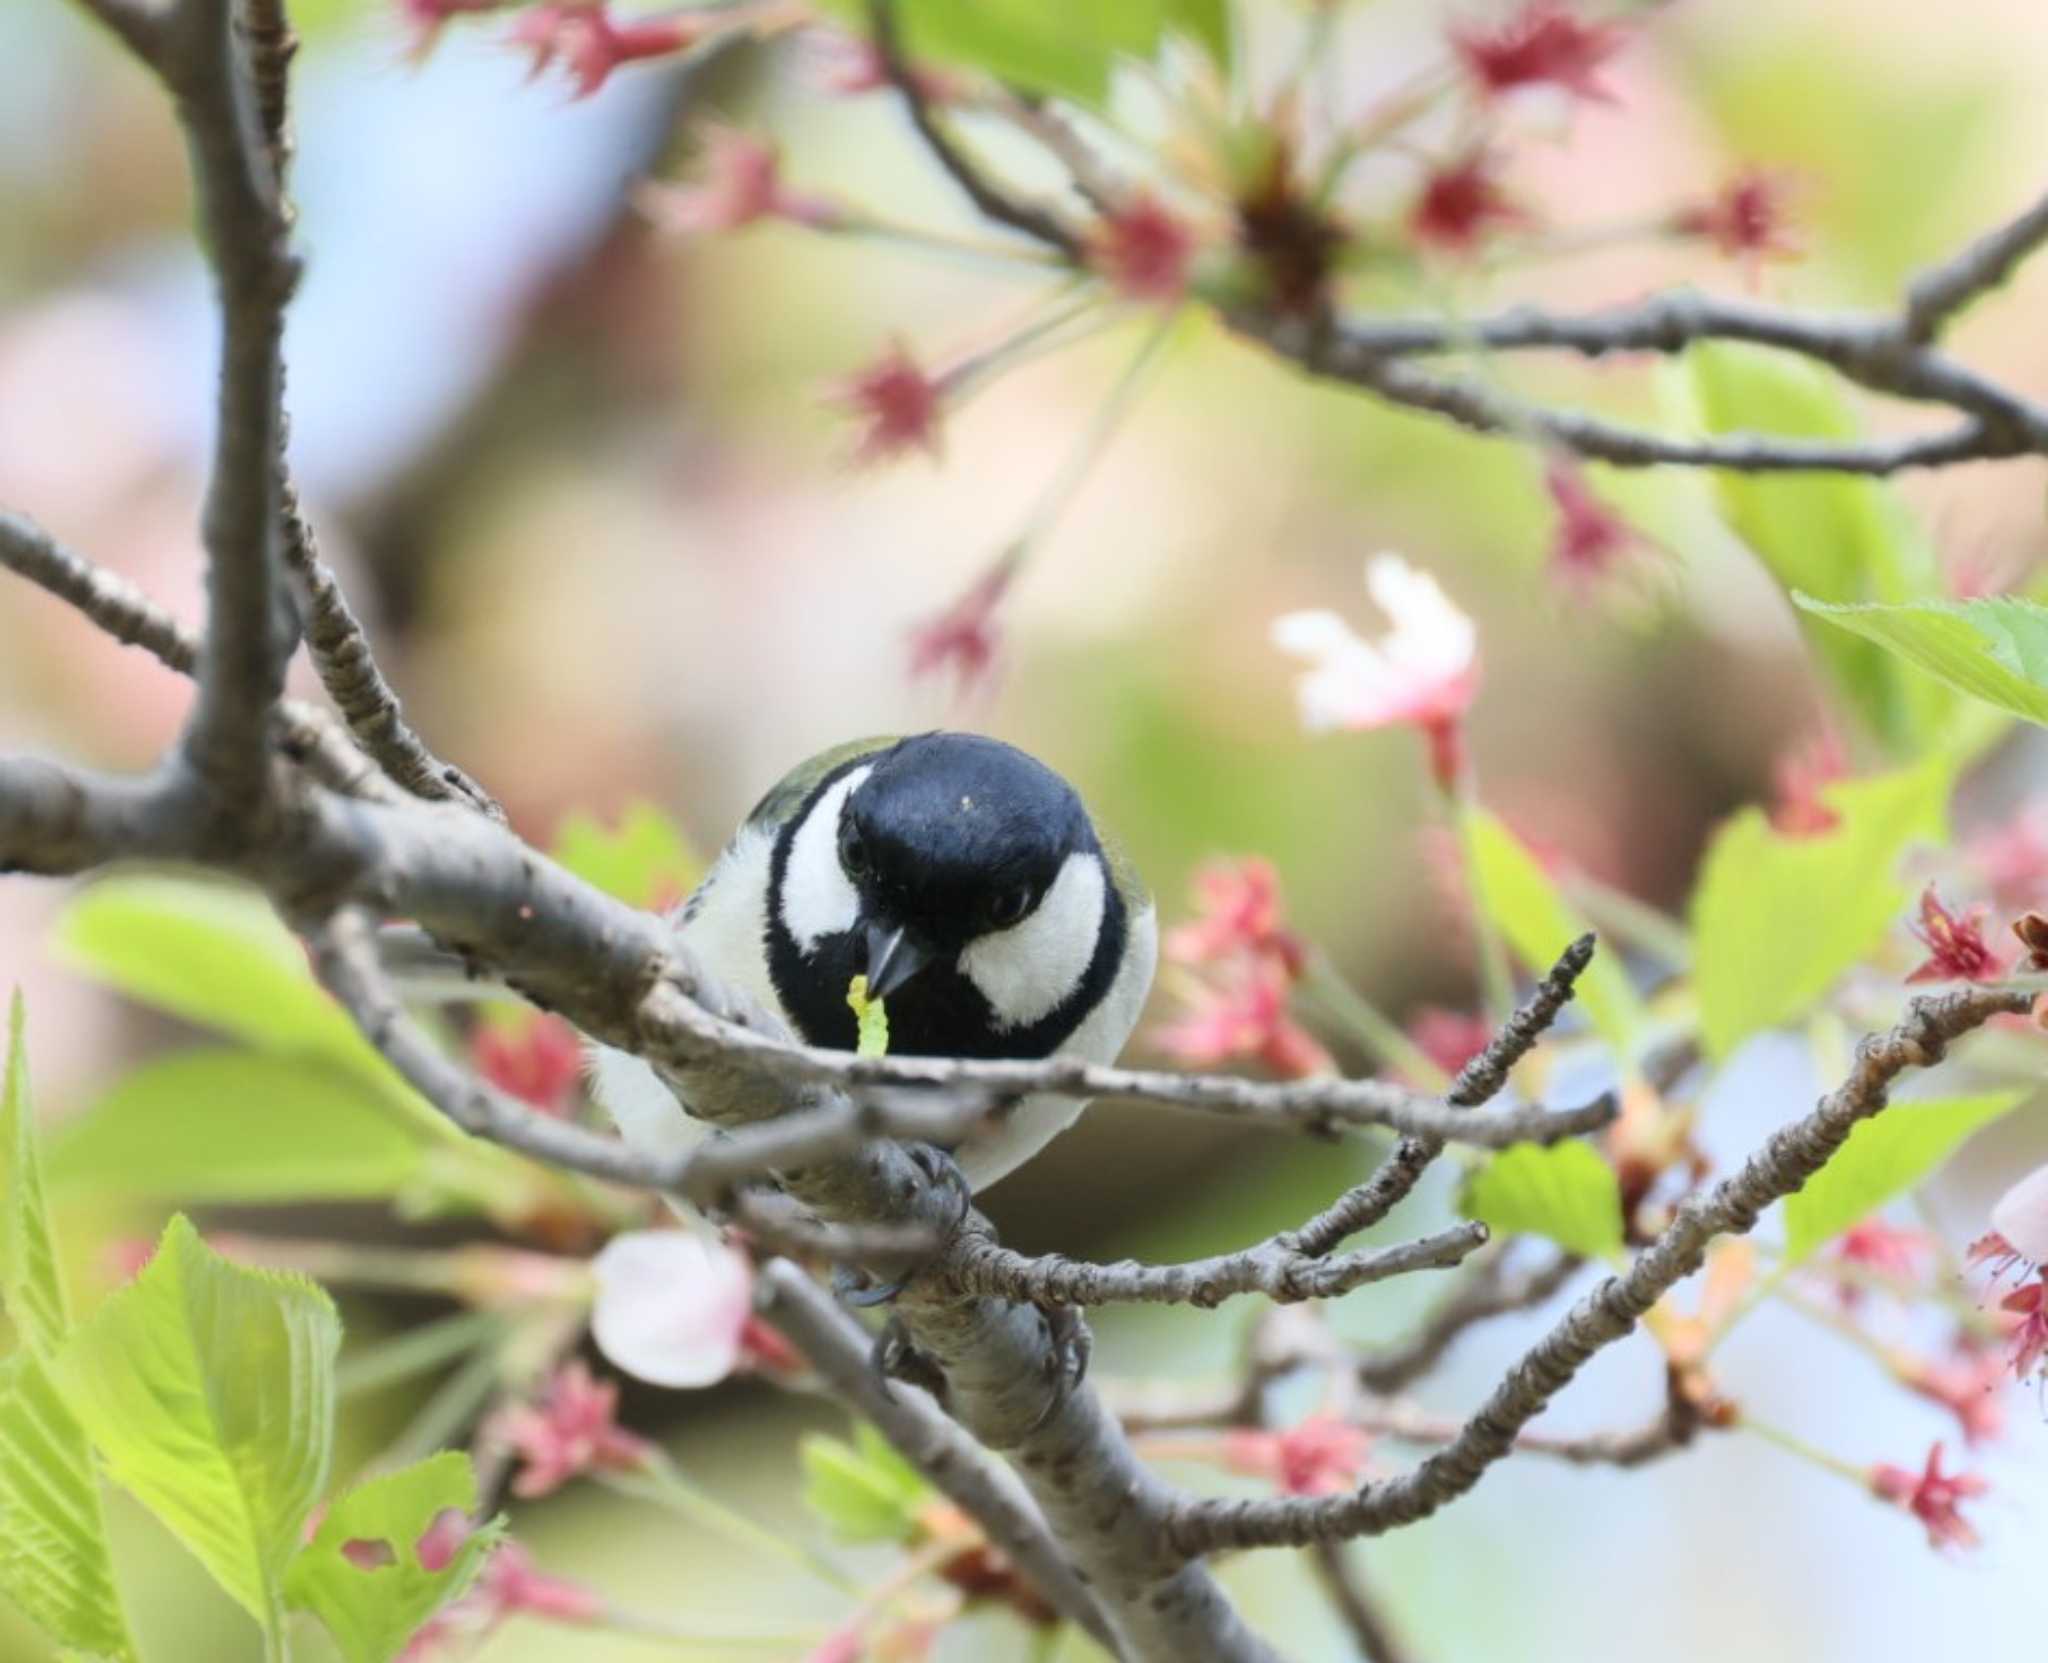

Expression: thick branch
xmin=754 ymin=1261 xmax=1113 ymax=1647
xmin=145 ymin=0 xmax=302 ymax=821
xmin=943 ymin=1220 xmax=1487 ymax=1310
xmin=1165 ymin=985 xmax=2028 ymax=1554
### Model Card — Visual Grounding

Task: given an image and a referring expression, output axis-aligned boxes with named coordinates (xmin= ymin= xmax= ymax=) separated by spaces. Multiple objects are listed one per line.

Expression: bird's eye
xmin=986 ymin=885 xmax=1033 ymax=929
xmin=839 ymin=824 xmax=869 ymax=879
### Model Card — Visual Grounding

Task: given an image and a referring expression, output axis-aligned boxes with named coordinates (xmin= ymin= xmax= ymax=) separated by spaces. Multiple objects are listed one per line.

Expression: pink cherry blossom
xmin=1901 ymin=1343 xmax=2009 ymax=1447
xmin=1870 ymin=1443 xmax=1988 ymax=1551
xmin=1272 ymin=555 xmax=1479 ymax=789
xmin=1451 ymin=2 xmax=1624 ymax=104
xmin=1903 ymin=885 xmax=2007 ymax=984
xmin=1969 ymin=800 xmax=2048 ymax=910
xmin=471 ymin=1012 xmax=583 ymax=1116
xmin=1165 ymin=857 xmax=1307 ymax=977
xmin=907 ymin=552 xmax=1017 ymax=701
xmin=1154 ymin=957 xmax=1333 ymax=1079
xmin=485 ymin=1360 xmax=655 ymax=1498
xmin=508 ymin=2 xmax=712 ymax=99
xmin=1089 ymin=195 xmax=1198 ymax=302
xmin=638 ymin=127 xmax=840 ymax=235
xmin=1223 ymin=1416 xmax=1371 ymax=1495
xmin=1542 ymin=457 xmax=1650 ymax=591
xmin=1408 ymin=150 xmax=1526 ymax=256
xmin=590 ymin=1229 xmax=753 ymax=1388
xmin=1769 ymin=728 xmax=1848 ymax=839
xmin=830 ymin=340 xmax=946 ymax=465
xmin=1673 ymin=168 xmax=1802 ymax=277
xmin=398 ymin=1539 xmax=603 ymax=1661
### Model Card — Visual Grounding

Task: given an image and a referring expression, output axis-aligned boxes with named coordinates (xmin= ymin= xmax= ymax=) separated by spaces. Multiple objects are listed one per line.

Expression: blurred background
xmin=3 ymin=0 xmax=2046 ymax=1657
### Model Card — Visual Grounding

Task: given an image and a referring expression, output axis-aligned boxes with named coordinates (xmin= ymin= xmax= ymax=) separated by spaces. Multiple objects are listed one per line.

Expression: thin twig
xmin=1286 ymin=937 xmax=1598 ymax=1261
xmin=1309 ymin=1542 xmax=1415 ymax=1663
xmin=1905 ymin=183 xmax=2048 ymax=341
xmin=866 ymin=0 xmax=1083 ymax=258
xmin=281 ymin=507 xmax=504 ymax=818
xmin=1353 ymin=1251 xmax=1580 ymax=1396
xmin=942 ymin=1221 xmax=1487 ymax=1310
xmin=1165 ymin=985 xmax=2029 ymax=1554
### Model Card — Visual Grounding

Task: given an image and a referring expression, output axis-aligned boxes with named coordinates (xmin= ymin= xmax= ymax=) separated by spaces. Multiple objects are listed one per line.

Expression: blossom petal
xmin=591 ymin=1230 xmax=752 ymax=1388
xmin=1990 ymin=1161 xmax=2048 ymax=1266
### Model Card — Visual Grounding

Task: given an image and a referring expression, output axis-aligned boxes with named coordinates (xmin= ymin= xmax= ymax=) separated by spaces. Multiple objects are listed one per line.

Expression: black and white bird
xmin=591 ymin=732 xmax=1157 ymax=1192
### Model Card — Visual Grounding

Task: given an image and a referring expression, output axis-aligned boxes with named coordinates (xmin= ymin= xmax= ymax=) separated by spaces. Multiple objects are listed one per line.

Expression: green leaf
xmin=0 ymin=998 xmax=136 ymax=1661
xmin=814 ymin=0 xmax=1228 ymax=108
xmin=799 ymin=1427 xmax=928 ymax=1544
xmin=2 ymin=994 xmax=70 ymax=1354
xmin=1460 ymin=1142 xmax=1624 ymax=1262
xmin=1463 ymin=810 xmax=1645 ymax=1058
xmin=49 ymin=1216 xmax=338 ymax=1635
xmin=1795 ymin=593 xmax=2048 ymax=727
xmin=285 ymin=1453 xmax=501 ymax=1663
xmin=48 ymin=1050 xmax=430 ymax=1204
xmin=1681 ymin=342 xmax=1950 ymax=753
xmin=0 ymin=1353 xmax=136 ymax=1662
xmin=845 ymin=976 xmax=890 ymax=1059
xmin=54 ymin=878 xmax=393 ymax=1087
xmin=549 ymin=802 xmax=702 ymax=912
xmin=1691 ymin=760 xmax=1949 ymax=1060
xmin=1783 ymin=1091 xmax=2027 ymax=1267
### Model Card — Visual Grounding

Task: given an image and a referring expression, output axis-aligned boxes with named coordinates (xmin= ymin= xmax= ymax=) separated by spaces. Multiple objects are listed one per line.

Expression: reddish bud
xmin=907 ymin=553 xmax=1017 ymax=702
xmin=1223 ymin=1416 xmax=1371 ymax=1495
xmin=1768 ymin=729 xmax=1847 ymax=839
xmin=484 ymin=1360 xmax=655 ymax=1499
xmin=1542 ymin=457 xmax=1649 ymax=591
xmin=1903 ymin=885 xmax=2007 ymax=984
xmin=1451 ymin=2 xmax=1624 ymax=104
xmin=1090 ymin=194 xmax=1198 ymax=302
xmin=1869 ymin=1443 xmax=1988 ymax=1552
xmin=1406 ymin=1006 xmax=1492 ymax=1082
xmin=831 ymin=340 xmax=946 ymax=465
xmin=471 ymin=1012 xmax=583 ymax=1116
xmin=508 ymin=2 xmax=710 ymax=99
xmin=1408 ymin=150 xmax=1526 ymax=255
xmin=1672 ymin=167 xmax=1802 ymax=277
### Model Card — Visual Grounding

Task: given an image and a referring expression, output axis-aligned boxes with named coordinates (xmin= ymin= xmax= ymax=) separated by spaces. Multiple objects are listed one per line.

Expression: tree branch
xmin=943 ymin=1220 xmax=1487 ymax=1310
xmin=281 ymin=508 xmax=504 ymax=819
xmin=754 ymin=1261 xmax=1114 ymax=1648
xmin=1309 ymin=1542 xmax=1415 ymax=1663
xmin=1352 ymin=1251 xmax=1580 ymax=1396
xmin=865 ymin=0 xmax=1082 ymax=259
xmin=1904 ymin=183 xmax=2048 ymax=342
xmin=1164 ymin=985 xmax=2028 ymax=1554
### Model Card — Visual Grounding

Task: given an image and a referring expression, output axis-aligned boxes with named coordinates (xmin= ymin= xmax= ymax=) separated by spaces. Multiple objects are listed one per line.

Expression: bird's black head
xmin=765 ymin=732 xmax=1122 ymax=1058
xmin=841 ymin=733 xmax=1091 ymax=967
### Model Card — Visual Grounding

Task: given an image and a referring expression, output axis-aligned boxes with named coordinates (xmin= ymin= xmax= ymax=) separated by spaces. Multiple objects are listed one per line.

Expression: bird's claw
xmin=1025 ymin=1301 xmax=1092 ymax=1433
xmin=870 ymin=1314 xmax=949 ymax=1401
xmin=906 ymin=1142 xmax=974 ymax=1239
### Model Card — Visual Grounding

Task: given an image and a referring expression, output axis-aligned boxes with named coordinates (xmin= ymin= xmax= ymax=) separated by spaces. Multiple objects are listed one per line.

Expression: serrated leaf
xmin=48 ymin=1050 xmax=429 ymax=1204
xmin=845 ymin=976 xmax=890 ymax=1059
xmin=2 ymin=994 xmax=69 ymax=1354
xmin=1795 ymin=593 xmax=2048 ymax=727
xmin=1681 ymin=342 xmax=1949 ymax=753
xmin=799 ymin=1429 xmax=926 ymax=1544
xmin=1784 ymin=1091 xmax=2027 ymax=1267
xmin=285 ymin=1453 xmax=501 ymax=1663
xmin=1461 ymin=1142 xmax=1624 ymax=1262
xmin=1691 ymin=760 xmax=1949 ymax=1060
xmin=0 ymin=1352 xmax=136 ymax=1661
xmin=549 ymin=802 xmax=701 ymax=912
xmin=54 ymin=878 xmax=392 ymax=1086
xmin=49 ymin=1216 xmax=338 ymax=1636
xmin=1463 ymin=810 xmax=1644 ymax=1058
xmin=0 ymin=999 xmax=135 ymax=1661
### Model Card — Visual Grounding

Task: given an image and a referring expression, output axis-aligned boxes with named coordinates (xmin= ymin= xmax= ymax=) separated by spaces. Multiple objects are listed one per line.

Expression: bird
xmin=588 ymin=731 xmax=1157 ymax=1197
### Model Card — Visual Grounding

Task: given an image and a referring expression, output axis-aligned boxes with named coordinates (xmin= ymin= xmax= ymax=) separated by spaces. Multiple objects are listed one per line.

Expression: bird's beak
xmin=863 ymin=919 xmax=935 ymax=1001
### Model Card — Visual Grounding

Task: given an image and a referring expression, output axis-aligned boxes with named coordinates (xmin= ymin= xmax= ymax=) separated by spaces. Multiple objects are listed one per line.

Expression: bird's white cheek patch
xmin=961 ymin=852 xmax=1105 ymax=1030
xmin=778 ymin=767 xmax=870 ymax=951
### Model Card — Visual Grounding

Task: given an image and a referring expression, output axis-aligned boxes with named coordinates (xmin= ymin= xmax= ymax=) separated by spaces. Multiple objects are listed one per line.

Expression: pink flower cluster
xmin=486 ymin=1360 xmax=654 ymax=1499
xmin=1155 ymin=858 xmax=1331 ymax=1079
xmin=1223 ymin=1416 xmax=1372 ymax=1496
xmin=400 ymin=1537 xmax=604 ymax=1662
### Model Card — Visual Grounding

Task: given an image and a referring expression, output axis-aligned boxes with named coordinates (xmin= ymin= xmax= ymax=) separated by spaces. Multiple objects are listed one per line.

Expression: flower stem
xmin=1011 ymin=305 xmax=1181 ymax=556
xmin=1450 ymin=795 xmax=1517 ymax=1024
xmin=1301 ymin=950 xmax=1448 ymax=1090
xmin=1740 ymin=1415 xmax=1871 ymax=1487
xmin=599 ymin=1460 xmax=860 ymax=1595
xmin=336 ymin=1309 xmax=507 ymax=1399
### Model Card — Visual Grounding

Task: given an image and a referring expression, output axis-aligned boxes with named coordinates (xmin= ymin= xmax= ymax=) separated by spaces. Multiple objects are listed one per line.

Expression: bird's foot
xmin=870 ymin=1314 xmax=949 ymax=1402
xmin=906 ymin=1141 xmax=974 ymax=1240
xmin=1026 ymin=1300 xmax=1092 ymax=1432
